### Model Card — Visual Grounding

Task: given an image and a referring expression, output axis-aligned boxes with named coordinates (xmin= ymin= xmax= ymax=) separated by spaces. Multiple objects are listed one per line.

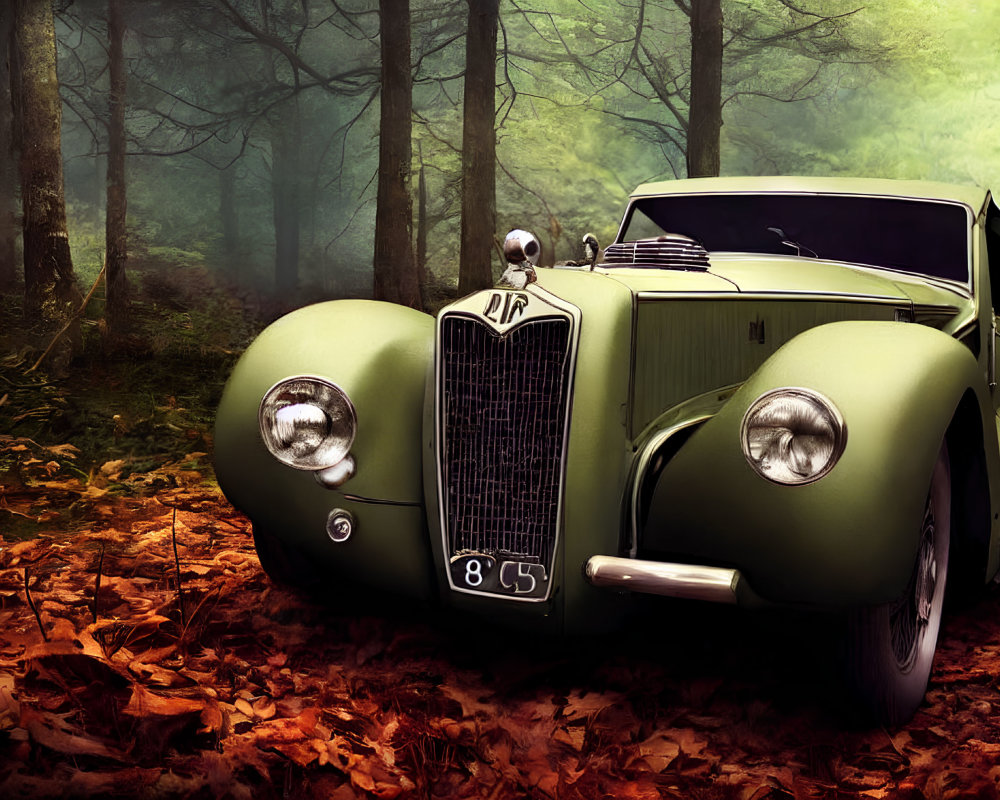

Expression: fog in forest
xmin=47 ymin=0 xmax=1000 ymax=303
xmin=3 ymin=6 xmax=1000 ymax=791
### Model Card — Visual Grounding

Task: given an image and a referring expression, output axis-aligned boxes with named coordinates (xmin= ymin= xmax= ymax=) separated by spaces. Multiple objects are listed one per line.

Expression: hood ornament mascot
xmin=500 ymin=229 xmax=540 ymax=289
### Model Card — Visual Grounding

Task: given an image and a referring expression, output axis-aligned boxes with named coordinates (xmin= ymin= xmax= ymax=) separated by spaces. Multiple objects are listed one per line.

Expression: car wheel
xmin=252 ymin=524 xmax=320 ymax=589
xmin=845 ymin=444 xmax=950 ymax=727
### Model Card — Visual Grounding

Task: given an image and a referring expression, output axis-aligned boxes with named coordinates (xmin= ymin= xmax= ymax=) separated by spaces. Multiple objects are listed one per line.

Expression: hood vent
xmin=603 ymin=235 xmax=710 ymax=271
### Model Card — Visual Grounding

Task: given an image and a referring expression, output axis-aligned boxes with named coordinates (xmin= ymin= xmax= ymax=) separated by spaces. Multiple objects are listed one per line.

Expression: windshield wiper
xmin=767 ymin=227 xmax=818 ymax=258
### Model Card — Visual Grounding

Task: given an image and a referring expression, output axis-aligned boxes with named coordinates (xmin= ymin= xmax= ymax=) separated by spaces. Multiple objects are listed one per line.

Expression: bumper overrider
xmin=584 ymin=557 xmax=741 ymax=604
xmin=583 ymin=556 xmax=770 ymax=608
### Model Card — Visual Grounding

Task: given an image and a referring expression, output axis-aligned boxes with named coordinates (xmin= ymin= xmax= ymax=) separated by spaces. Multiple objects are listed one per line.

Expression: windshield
xmin=621 ymin=193 xmax=971 ymax=283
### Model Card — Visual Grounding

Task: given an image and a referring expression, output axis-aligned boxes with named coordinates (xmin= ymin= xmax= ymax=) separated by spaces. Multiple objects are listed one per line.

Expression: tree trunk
xmin=0 ymin=3 xmax=17 ymax=292
xmin=219 ymin=163 xmax=239 ymax=280
xmin=93 ymin=153 xmax=103 ymax=226
xmin=105 ymin=0 xmax=128 ymax=332
xmin=415 ymin=146 xmax=428 ymax=292
xmin=457 ymin=0 xmax=499 ymax=295
xmin=373 ymin=0 xmax=420 ymax=309
xmin=10 ymin=0 xmax=80 ymax=323
xmin=686 ymin=0 xmax=723 ymax=178
xmin=270 ymin=102 xmax=300 ymax=295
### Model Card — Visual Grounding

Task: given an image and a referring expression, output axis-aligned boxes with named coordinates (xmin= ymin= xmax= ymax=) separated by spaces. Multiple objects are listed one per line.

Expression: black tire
xmin=252 ymin=524 xmax=320 ymax=589
xmin=845 ymin=444 xmax=950 ymax=727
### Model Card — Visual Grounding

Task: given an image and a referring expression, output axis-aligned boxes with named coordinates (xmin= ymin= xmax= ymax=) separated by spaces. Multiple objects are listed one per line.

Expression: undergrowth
xmin=0 ymin=251 xmax=460 ymax=542
xmin=0 ymin=256 xmax=267 ymax=487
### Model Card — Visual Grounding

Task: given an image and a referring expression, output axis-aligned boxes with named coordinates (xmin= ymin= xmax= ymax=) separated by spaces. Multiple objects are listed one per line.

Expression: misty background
xmin=40 ymin=0 xmax=999 ymax=309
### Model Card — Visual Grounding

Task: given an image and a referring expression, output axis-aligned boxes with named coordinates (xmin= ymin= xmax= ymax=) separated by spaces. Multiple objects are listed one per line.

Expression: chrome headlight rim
xmin=258 ymin=375 xmax=357 ymax=471
xmin=740 ymin=386 xmax=847 ymax=486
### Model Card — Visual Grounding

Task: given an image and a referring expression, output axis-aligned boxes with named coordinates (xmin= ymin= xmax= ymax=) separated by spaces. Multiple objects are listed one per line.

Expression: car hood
xmin=578 ymin=253 xmax=969 ymax=309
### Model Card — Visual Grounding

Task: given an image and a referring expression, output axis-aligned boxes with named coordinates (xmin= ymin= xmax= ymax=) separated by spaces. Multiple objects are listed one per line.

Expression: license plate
xmin=450 ymin=554 xmax=547 ymax=597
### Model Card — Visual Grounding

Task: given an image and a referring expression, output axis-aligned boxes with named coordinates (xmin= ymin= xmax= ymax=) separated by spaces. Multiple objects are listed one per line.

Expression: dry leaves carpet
xmin=2 ymin=436 xmax=1000 ymax=799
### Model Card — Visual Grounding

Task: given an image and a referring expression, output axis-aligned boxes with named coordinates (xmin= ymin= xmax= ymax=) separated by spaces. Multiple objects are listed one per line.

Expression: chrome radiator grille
xmin=439 ymin=315 xmax=572 ymax=571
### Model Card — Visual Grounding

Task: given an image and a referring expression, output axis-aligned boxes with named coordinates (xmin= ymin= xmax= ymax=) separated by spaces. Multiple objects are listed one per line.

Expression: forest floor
xmin=3 ymin=438 xmax=1000 ymax=800
xmin=3 ymin=278 xmax=1000 ymax=799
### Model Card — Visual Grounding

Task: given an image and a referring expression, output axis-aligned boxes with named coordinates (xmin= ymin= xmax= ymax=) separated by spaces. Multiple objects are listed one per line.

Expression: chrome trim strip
xmin=912 ymin=303 xmax=962 ymax=316
xmin=951 ymin=315 xmax=980 ymax=353
xmin=627 ymin=189 xmax=979 ymax=211
xmin=629 ymin=415 xmax=711 ymax=557
xmin=991 ymin=314 xmax=997 ymax=391
xmin=953 ymin=318 xmax=978 ymax=339
xmin=626 ymin=291 xmax=638 ymax=440
xmin=341 ymin=493 xmax=422 ymax=508
xmin=585 ymin=556 xmax=740 ymax=604
xmin=433 ymin=285 xmax=582 ymax=604
xmin=635 ymin=291 xmax=910 ymax=304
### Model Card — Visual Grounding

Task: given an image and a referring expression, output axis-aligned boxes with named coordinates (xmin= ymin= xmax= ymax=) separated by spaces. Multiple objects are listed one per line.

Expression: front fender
xmin=643 ymin=320 xmax=985 ymax=607
xmin=214 ymin=300 xmax=436 ymax=597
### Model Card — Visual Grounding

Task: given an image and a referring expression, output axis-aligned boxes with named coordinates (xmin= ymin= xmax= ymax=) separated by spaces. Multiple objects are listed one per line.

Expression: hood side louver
xmin=603 ymin=235 xmax=711 ymax=271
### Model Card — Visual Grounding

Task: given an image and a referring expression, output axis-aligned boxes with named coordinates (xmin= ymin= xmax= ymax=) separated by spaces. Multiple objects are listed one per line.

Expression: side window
xmin=987 ymin=200 xmax=1000 ymax=311
xmin=987 ymin=201 xmax=1000 ymax=393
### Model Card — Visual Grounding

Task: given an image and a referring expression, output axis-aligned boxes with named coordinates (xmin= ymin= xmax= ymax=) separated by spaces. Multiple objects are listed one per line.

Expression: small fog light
xmin=327 ymin=508 xmax=354 ymax=543
xmin=315 ymin=455 xmax=357 ymax=489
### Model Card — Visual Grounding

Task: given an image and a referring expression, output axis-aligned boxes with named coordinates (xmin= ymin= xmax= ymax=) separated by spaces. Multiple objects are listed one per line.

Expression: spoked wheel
xmin=252 ymin=524 xmax=320 ymax=590
xmin=845 ymin=444 xmax=950 ymax=727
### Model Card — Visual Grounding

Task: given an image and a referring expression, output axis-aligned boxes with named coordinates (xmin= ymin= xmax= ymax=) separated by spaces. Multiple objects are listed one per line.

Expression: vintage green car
xmin=215 ymin=176 xmax=1000 ymax=725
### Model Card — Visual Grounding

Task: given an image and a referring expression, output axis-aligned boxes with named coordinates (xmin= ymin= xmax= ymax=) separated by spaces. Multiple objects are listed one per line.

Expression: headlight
xmin=259 ymin=376 xmax=356 ymax=470
xmin=740 ymin=388 xmax=846 ymax=485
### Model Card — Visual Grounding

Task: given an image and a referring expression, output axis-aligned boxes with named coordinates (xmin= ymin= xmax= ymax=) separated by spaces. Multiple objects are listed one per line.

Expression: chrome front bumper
xmin=584 ymin=556 xmax=743 ymax=604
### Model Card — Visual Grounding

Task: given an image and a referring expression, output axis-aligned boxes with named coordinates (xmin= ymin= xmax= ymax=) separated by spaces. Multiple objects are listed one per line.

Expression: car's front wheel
xmin=845 ymin=444 xmax=950 ymax=727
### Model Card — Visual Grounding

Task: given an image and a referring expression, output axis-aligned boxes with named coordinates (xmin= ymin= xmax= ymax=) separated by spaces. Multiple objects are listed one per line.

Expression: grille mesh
xmin=440 ymin=315 xmax=572 ymax=568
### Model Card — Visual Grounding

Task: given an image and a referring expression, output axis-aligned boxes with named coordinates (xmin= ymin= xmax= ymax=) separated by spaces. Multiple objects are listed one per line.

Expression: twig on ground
xmin=0 ymin=372 xmax=53 ymax=389
xmin=171 ymin=507 xmax=187 ymax=627
xmin=1 ymin=500 xmax=33 ymax=520
xmin=24 ymin=567 xmax=48 ymax=642
xmin=93 ymin=541 xmax=106 ymax=625
xmin=178 ymin=584 xmax=224 ymax=647
xmin=27 ymin=258 xmax=107 ymax=374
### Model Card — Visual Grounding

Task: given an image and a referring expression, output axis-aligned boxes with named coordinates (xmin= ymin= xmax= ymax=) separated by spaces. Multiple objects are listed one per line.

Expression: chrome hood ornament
xmin=500 ymin=229 xmax=540 ymax=289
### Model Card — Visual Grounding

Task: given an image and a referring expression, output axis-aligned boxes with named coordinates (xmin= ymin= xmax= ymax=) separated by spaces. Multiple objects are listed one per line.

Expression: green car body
xmin=216 ymin=176 xmax=1000 ymax=722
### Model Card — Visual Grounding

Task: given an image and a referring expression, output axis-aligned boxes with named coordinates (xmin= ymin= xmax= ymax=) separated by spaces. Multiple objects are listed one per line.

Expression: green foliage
xmin=0 ymin=275 xmax=249 ymax=477
xmin=722 ymin=0 xmax=1000 ymax=186
xmin=64 ymin=203 xmax=105 ymax=287
xmin=45 ymin=0 xmax=1000 ymax=311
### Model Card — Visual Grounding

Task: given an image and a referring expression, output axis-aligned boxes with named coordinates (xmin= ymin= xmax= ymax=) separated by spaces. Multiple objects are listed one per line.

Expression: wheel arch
xmin=945 ymin=388 xmax=993 ymax=594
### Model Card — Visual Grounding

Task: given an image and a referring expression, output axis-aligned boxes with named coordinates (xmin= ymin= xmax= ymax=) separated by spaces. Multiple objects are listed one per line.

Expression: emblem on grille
xmin=483 ymin=291 xmax=529 ymax=328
